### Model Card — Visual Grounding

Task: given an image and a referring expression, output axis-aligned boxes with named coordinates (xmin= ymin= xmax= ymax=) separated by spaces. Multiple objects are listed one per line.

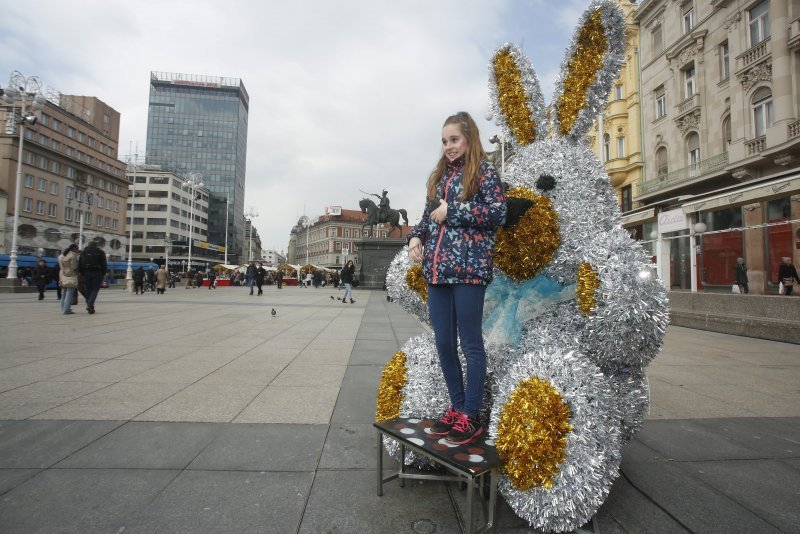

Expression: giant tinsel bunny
xmin=376 ymin=1 xmax=669 ymax=531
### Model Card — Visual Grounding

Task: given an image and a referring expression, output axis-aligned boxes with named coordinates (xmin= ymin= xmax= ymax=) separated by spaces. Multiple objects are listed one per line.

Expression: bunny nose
xmin=495 ymin=187 xmax=560 ymax=282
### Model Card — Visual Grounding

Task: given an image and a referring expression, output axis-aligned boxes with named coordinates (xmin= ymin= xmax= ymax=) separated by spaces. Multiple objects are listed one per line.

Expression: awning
xmin=621 ymin=208 xmax=655 ymax=226
xmin=681 ymin=173 xmax=800 ymax=214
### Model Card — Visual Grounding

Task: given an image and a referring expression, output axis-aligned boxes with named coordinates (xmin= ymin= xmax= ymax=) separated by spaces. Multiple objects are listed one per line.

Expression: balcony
xmin=676 ymin=93 xmax=700 ymax=116
xmin=736 ymin=38 xmax=770 ymax=72
xmin=637 ymin=152 xmax=728 ymax=196
xmin=788 ymin=119 xmax=800 ymax=139
xmin=744 ymin=136 xmax=766 ymax=155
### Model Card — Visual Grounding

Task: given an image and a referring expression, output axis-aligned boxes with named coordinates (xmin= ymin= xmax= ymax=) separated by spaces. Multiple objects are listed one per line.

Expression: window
xmin=652 ymin=24 xmax=663 ymax=56
xmin=50 ymin=182 xmax=58 ymax=195
xmin=51 ymin=161 xmax=60 ymax=173
xmin=96 ymin=216 xmax=103 ymax=227
xmin=65 ymin=206 xmax=73 ymax=221
xmin=38 ymin=178 xmax=47 ymax=192
xmin=752 ymin=87 xmax=773 ymax=137
xmin=656 ymin=147 xmax=668 ymax=178
xmin=686 ymin=132 xmax=700 ymax=173
xmin=36 ymin=200 xmax=46 ymax=215
xmin=614 ymin=84 xmax=623 ymax=100
xmin=655 ymin=85 xmax=667 ymax=119
xmin=112 ymin=219 xmax=118 ymax=230
xmin=684 ymin=64 xmax=696 ymax=97
xmin=65 ymin=186 xmax=74 ymax=200
xmin=722 ymin=116 xmax=732 ymax=152
xmin=85 ymin=212 xmax=92 ymax=225
xmin=621 ymin=185 xmax=633 ymax=213
xmin=749 ymin=0 xmax=770 ymax=47
xmin=617 ymin=137 xmax=625 ymax=158
xmin=40 ymin=114 xmax=48 ymax=126
xmin=24 ymin=174 xmax=34 ymax=188
xmin=67 ymin=126 xmax=75 ymax=138
xmin=720 ymin=41 xmax=730 ymax=80
xmin=51 ymin=119 xmax=61 ymax=132
xmin=683 ymin=4 xmax=694 ymax=34
xmin=603 ymin=134 xmax=611 ymax=162
xmin=23 ymin=197 xmax=32 ymax=212
xmin=48 ymin=203 xmax=57 ymax=217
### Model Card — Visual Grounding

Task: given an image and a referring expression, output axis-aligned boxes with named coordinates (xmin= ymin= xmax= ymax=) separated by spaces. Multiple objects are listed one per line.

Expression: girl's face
xmin=442 ymin=123 xmax=469 ymax=162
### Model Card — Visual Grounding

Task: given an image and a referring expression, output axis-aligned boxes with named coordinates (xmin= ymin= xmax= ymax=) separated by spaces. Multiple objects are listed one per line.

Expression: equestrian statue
xmin=359 ymin=189 xmax=408 ymax=237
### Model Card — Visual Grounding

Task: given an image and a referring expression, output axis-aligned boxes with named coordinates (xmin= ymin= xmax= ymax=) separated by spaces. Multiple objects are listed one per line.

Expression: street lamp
xmin=125 ymin=154 xmax=139 ymax=292
xmin=3 ymin=71 xmax=46 ymax=279
xmin=164 ymin=238 xmax=172 ymax=273
xmin=245 ymin=206 xmax=258 ymax=263
xmin=183 ymin=173 xmax=203 ymax=272
xmin=298 ymin=215 xmax=310 ymax=267
xmin=224 ymin=195 xmax=230 ymax=265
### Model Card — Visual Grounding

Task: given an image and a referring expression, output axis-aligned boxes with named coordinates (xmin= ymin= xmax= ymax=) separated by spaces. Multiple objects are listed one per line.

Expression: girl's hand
xmin=430 ymin=199 xmax=447 ymax=225
xmin=408 ymin=237 xmax=423 ymax=262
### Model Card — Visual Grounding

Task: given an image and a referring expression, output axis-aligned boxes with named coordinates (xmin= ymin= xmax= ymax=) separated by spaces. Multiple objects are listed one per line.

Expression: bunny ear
xmin=552 ymin=0 xmax=626 ymax=141
xmin=489 ymin=44 xmax=547 ymax=147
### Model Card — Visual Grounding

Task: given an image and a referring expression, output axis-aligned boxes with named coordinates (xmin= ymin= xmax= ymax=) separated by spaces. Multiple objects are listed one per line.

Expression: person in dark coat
xmin=33 ymin=259 xmax=50 ymax=300
xmin=133 ymin=266 xmax=146 ymax=295
xmin=339 ymin=260 xmax=356 ymax=304
xmin=276 ymin=269 xmax=284 ymax=289
xmin=778 ymin=257 xmax=800 ymax=295
xmin=78 ymin=239 xmax=107 ymax=314
xmin=207 ymin=270 xmax=217 ymax=290
xmin=146 ymin=268 xmax=156 ymax=292
xmin=255 ymin=264 xmax=266 ymax=295
xmin=734 ymin=257 xmax=748 ymax=294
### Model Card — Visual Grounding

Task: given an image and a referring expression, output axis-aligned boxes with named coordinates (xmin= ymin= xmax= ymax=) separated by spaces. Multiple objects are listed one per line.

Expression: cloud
xmin=1 ymin=0 xmax=594 ymax=253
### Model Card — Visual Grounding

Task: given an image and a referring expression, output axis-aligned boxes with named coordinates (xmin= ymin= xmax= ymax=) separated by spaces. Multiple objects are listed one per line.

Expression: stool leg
xmin=377 ymin=431 xmax=383 ymax=496
xmin=488 ymin=468 xmax=497 ymax=531
xmin=399 ymin=443 xmax=406 ymax=487
xmin=466 ymin=475 xmax=474 ymax=534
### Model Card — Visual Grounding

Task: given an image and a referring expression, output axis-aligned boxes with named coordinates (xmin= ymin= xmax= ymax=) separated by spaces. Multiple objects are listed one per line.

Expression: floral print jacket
xmin=409 ymin=158 xmax=507 ymax=286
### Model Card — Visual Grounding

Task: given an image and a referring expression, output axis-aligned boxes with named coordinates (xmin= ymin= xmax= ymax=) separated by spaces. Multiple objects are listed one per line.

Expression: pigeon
xmin=330 ymin=295 xmax=334 ymax=300
xmin=271 ymin=308 xmax=277 ymax=317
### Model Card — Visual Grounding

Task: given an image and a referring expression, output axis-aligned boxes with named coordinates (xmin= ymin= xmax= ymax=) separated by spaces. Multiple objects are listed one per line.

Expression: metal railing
xmin=638 ymin=152 xmax=728 ymax=196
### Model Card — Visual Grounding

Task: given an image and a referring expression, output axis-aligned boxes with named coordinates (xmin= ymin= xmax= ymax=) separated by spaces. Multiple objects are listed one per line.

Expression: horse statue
xmin=359 ymin=198 xmax=409 ymax=237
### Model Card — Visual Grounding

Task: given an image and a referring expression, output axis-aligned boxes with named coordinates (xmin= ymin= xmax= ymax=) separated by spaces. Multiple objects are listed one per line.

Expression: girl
xmin=58 ymin=244 xmax=80 ymax=315
xmin=407 ymin=111 xmax=506 ymax=444
xmin=340 ymin=260 xmax=356 ymax=304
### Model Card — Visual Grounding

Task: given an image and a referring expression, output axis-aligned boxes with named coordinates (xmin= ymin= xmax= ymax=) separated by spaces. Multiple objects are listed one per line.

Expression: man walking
xmin=78 ymin=238 xmax=107 ymax=314
xmin=246 ymin=261 xmax=256 ymax=295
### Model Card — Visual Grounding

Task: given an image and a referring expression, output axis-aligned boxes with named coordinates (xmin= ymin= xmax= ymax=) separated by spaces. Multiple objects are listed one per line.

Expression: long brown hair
xmin=426 ymin=112 xmax=486 ymax=202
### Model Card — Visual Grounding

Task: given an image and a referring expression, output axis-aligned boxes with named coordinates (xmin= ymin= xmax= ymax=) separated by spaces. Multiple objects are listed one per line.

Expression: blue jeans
xmin=343 ymin=283 xmax=352 ymax=301
xmin=427 ymin=283 xmax=487 ymax=418
xmin=61 ymin=287 xmax=75 ymax=314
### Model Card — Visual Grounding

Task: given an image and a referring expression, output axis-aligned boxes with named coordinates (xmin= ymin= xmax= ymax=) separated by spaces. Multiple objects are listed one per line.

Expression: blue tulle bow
xmin=483 ymin=273 xmax=575 ymax=347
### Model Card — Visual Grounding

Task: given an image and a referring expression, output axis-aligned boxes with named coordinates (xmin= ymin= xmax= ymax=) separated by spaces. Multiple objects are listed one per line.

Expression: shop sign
xmin=657 ymin=208 xmax=687 ymax=233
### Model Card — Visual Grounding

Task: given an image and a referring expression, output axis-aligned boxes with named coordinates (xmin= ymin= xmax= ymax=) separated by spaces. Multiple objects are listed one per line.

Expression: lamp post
xmin=244 ymin=207 xmax=258 ymax=263
xmin=183 ymin=173 xmax=203 ymax=273
xmin=164 ymin=238 xmax=172 ymax=273
xmin=3 ymin=71 xmax=46 ymax=279
xmin=297 ymin=215 xmax=310 ymax=267
xmin=125 ymin=154 xmax=138 ymax=292
xmin=224 ymin=195 xmax=230 ymax=265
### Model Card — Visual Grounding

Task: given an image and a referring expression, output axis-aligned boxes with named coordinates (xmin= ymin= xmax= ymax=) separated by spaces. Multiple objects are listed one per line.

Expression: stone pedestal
xmin=0 ymin=278 xmax=36 ymax=293
xmin=355 ymin=238 xmax=406 ymax=289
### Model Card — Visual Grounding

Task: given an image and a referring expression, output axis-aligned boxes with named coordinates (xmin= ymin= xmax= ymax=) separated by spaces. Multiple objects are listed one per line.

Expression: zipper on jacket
xmin=431 ymin=171 xmax=455 ymax=284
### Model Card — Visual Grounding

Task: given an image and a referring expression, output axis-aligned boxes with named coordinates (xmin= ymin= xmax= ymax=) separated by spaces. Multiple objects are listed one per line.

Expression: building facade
xmin=1 ymin=94 xmax=129 ymax=261
xmin=260 ymin=248 xmax=286 ymax=267
xmin=125 ymin=166 xmax=216 ymax=272
xmin=144 ymin=72 xmax=249 ymax=263
xmin=591 ymin=0 xmax=645 ymax=216
xmin=633 ymin=0 xmax=800 ymax=294
xmin=287 ymin=207 xmax=412 ymax=269
xmin=243 ymin=217 xmax=262 ymax=264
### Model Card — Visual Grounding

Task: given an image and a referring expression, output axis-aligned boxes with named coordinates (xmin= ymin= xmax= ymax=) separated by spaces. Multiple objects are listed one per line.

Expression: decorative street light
xmin=298 ymin=215 xmax=310 ymax=267
xmin=125 ymin=153 xmax=139 ymax=292
xmin=224 ymin=195 xmax=231 ymax=265
xmin=183 ymin=173 xmax=203 ymax=273
xmin=3 ymin=71 xmax=46 ymax=279
xmin=164 ymin=238 xmax=172 ymax=273
xmin=245 ymin=206 xmax=259 ymax=263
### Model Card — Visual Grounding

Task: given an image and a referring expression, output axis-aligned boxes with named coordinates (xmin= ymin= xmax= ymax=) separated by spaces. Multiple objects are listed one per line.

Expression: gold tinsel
xmin=493 ymin=49 xmax=537 ymax=145
xmin=556 ymin=10 xmax=606 ymax=136
xmin=576 ymin=262 xmax=600 ymax=316
xmin=495 ymin=187 xmax=560 ymax=282
xmin=496 ymin=377 xmax=573 ymax=490
xmin=375 ymin=351 xmax=407 ymax=422
xmin=406 ymin=265 xmax=428 ymax=302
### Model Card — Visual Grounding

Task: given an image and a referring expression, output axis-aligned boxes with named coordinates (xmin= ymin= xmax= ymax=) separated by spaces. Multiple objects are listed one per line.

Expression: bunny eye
xmin=536 ymin=174 xmax=556 ymax=192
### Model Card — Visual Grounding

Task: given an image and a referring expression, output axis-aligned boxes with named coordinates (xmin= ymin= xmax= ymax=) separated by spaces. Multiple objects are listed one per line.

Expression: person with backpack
xmin=78 ymin=238 xmax=107 ymax=315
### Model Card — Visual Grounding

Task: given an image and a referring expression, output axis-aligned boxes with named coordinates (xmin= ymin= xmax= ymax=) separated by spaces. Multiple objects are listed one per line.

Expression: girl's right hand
xmin=408 ymin=237 xmax=423 ymax=262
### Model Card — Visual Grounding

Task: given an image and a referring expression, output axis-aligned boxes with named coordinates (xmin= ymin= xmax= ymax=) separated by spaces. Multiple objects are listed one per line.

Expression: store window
xmin=697 ymin=207 xmax=744 ymax=290
xmin=766 ymin=196 xmax=792 ymax=287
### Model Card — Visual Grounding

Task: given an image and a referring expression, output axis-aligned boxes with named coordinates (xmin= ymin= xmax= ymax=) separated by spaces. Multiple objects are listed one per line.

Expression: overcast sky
xmin=2 ymin=0 xmax=595 ymax=253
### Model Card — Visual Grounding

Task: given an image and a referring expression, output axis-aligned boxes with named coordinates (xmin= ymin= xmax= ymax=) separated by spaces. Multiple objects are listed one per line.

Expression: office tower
xmin=145 ymin=72 xmax=249 ymax=262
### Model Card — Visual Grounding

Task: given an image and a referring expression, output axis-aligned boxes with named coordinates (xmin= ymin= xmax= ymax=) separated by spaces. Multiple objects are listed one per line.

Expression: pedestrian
xmin=58 ymin=244 xmax=80 ymax=315
xmin=155 ymin=265 xmax=168 ymax=294
xmin=33 ymin=259 xmax=50 ymax=301
xmin=734 ymin=257 xmax=748 ymax=294
xmin=407 ymin=111 xmax=507 ymax=445
xmin=78 ymin=238 xmax=107 ymax=314
xmin=276 ymin=269 xmax=284 ymax=289
xmin=246 ymin=261 xmax=256 ymax=295
xmin=168 ymin=271 xmax=177 ymax=289
xmin=133 ymin=266 xmax=145 ymax=295
xmin=51 ymin=262 xmax=61 ymax=301
xmin=146 ymin=268 xmax=156 ymax=292
xmin=255 ymin=263 xmax=266 ymax=295
xmin=778 ymin=256 xmax=800 ymax=295
xmin=194 ymin=271 xmax=204 ymax=288
xmin=208 ymin=269 xmax=217 ymax=290
xmin=340 ymin=260 xmax=356 ymax=304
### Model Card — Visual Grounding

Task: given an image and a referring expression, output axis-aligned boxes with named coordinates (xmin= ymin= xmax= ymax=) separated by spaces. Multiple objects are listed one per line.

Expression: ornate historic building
xmin=633 ymin=0 xmax=800 ymax=294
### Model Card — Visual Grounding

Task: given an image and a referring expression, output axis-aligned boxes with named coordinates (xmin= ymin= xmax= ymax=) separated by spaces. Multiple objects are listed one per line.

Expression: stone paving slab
xmin=0 ymin=288 xmax=798 ymax=532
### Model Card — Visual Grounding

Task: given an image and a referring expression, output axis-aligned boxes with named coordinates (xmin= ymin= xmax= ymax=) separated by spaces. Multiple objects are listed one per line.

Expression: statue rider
xmin=371 ymin=190 xmax=390 ymax=223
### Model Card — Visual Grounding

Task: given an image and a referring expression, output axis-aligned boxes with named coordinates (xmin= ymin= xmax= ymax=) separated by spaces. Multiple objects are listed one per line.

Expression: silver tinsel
xmin=490 ymin=348 xmax=622 ymax=533
xmin=386 ymin=247 xmax=430 ymax=326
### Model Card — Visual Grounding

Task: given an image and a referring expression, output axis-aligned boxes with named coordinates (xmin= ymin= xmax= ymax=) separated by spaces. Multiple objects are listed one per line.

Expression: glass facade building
xmin=145 ymin=72 xmax=249 ymax=262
